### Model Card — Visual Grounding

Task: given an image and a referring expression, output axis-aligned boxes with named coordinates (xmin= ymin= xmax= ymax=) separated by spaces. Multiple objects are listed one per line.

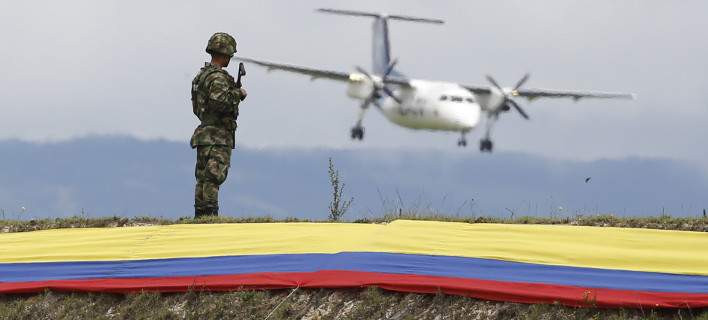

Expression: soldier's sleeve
xmin=205 ymin=72 xmax=236 ymax=114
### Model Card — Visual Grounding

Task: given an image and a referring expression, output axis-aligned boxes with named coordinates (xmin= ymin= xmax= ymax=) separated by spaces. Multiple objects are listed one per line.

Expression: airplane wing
xmin=237 ymin=57 xmax=351 ymax=81
xmin=236 ymin=57 xmax=411 ymax=86
xmin=238 ymin=57 xmax=633 ymax=101
xmin=513 ymin=88 xmax=635 ymax=101
xmin=461 ymin=84 xmax=635 ymax=101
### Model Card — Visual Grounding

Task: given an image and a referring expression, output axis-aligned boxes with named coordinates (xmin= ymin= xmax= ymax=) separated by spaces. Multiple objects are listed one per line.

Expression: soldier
xmin=190 ymin=32 xmax=247 ymax=218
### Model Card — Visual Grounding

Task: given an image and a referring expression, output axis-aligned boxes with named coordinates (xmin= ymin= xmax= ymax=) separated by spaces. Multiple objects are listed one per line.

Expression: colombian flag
xmin=1 ymin=220 xmax=706 ymax=308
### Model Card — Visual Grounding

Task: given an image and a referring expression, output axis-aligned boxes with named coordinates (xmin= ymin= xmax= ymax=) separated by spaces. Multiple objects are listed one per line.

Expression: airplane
xmin=236 ymin=8 xmax=634 ymax=152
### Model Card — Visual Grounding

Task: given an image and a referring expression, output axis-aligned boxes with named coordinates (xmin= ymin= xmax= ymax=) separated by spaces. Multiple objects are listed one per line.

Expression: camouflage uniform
xmin=191 ymin=33 xmax=242 ymax=218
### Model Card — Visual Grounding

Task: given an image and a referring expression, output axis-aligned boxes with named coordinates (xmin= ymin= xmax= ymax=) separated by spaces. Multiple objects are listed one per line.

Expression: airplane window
xmin=439 ymin=95 xmax=448 ymax=101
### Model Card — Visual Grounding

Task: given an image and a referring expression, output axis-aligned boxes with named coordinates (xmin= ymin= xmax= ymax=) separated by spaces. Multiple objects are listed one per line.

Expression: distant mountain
xmin=0 ymin=136 xmax=706 ymax=219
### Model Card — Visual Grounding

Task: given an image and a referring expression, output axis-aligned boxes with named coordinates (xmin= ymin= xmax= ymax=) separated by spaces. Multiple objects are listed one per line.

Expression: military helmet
xmin=206 ymin=32 xmax=237 ymax=57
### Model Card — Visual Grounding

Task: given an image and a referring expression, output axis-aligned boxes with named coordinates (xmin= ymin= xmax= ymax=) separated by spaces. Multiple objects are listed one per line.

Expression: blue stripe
xmin=1 ymin=252 xmax=706 ymax=293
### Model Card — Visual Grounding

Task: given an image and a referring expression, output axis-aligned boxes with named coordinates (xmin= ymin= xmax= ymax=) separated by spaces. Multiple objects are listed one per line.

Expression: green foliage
xmin=327 ymin=157 xmax=353 ymax=222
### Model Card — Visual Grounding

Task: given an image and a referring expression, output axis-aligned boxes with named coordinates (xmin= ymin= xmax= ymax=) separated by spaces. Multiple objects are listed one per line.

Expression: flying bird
xmin=585 ymin=177 xmax=592 ymax=183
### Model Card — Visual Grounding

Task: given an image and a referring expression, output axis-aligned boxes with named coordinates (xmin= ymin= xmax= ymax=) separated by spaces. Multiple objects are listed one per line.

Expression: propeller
xmin=486 ymin=74 xmax=530 ymax=120
xmin=355 ymin=59 xmax=402 ymax=110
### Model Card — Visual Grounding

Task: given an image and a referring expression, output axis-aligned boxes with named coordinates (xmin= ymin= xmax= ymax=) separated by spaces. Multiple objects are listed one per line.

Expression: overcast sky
xmin=1 ymin=1 xmax=707 ymax=168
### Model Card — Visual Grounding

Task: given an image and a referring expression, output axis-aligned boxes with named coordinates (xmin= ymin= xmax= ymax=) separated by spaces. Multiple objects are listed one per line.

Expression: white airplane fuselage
xmin=239 ymin=8 xmax=633 ymax=151
xmin=347 ymin=75 xmax=482 ymax=132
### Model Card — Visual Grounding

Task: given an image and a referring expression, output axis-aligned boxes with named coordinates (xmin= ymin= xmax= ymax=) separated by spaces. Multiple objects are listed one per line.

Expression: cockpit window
xmin=451 ymin=96 xmax=463 ymax=102
xmin=439 ymin=95 xmax=448 ymax=101
xmin=465 ymin=98 xmax=475 ymax=103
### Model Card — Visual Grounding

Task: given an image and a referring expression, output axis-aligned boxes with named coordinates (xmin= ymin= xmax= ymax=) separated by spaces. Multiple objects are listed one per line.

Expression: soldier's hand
xmin=239 ymin=88 xmax=247 ymax=101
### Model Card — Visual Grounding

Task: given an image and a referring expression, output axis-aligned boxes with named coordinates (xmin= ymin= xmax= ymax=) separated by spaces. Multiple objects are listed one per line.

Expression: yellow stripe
xmin=1 ymin=220 xmax=706 ymax=276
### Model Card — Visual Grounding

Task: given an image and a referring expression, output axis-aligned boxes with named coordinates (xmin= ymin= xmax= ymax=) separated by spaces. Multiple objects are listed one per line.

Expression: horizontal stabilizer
xmin=316 ymin=8 xmax=380 ymax=18
xmin=317 ymin=8 xmax=444 ymax=24
xmin=388 ymin=14 xmax=444 ymax=24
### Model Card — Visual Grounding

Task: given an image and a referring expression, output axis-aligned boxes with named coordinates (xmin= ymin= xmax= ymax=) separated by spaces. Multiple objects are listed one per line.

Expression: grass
xmin=0 ymin=288 xmax=706 ymax=320
xmin=1 ymin=213 xmax=706 ymax=233
xmin=0 ymin=215 xmax=308 ymax=233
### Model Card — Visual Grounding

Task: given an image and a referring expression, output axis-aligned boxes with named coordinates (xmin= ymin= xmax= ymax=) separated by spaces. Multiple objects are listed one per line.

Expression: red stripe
xmin=1 ymin=270 xmax=706 ymax=308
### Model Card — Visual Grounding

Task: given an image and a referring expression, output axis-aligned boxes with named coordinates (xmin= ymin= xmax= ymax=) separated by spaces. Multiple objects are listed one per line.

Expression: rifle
xmin=236 ymin=62 xmax=246 ymax=96
xmin=232 ymin=62 xmax=246 ymax=146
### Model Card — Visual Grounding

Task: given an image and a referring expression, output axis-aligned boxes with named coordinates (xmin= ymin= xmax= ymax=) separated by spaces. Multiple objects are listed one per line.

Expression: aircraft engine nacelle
xmin=347 ymin=73 xmax=375 ymax=99
xmin=486 ymin=87 xmax=508 ymax=112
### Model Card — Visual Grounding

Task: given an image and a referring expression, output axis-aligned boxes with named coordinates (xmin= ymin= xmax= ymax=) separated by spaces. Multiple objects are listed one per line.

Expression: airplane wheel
xmin=480 ymin=139 xmax=493 ymax=152
xmin=350 ymin=127 xmax=364 ymax=140
xmin=457 ymin=139 xmax=467 ymax=147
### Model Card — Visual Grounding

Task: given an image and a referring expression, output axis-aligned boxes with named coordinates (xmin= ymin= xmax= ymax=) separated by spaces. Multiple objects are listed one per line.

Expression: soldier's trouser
xmin=194 ymin=145 xmax=232 ymax=216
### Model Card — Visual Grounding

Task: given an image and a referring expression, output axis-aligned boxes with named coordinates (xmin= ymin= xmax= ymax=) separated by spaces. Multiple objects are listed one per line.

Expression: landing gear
xmin=457 ymin=131 xmax=468 ymax=147
xmin=479 ymin=139 xmax=493 ymax=152
xmin=479 ymin=139 xmax=494 ymax=153
xmin=479 ymin=115 xmax=497 ymax=153
xmin=351 ymin=126 xmax=364 ymax=140
xmin=350 ymin=98 xmax=371 ymax=142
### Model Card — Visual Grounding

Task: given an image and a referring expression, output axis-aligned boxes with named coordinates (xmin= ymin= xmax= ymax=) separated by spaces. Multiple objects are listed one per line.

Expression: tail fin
xmin=317 ymin=8 xmax=443 ymax=75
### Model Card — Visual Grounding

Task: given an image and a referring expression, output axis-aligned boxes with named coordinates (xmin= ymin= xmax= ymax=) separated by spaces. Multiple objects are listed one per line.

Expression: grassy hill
xmin=1 ymin=215 xmax=707 ymax=320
